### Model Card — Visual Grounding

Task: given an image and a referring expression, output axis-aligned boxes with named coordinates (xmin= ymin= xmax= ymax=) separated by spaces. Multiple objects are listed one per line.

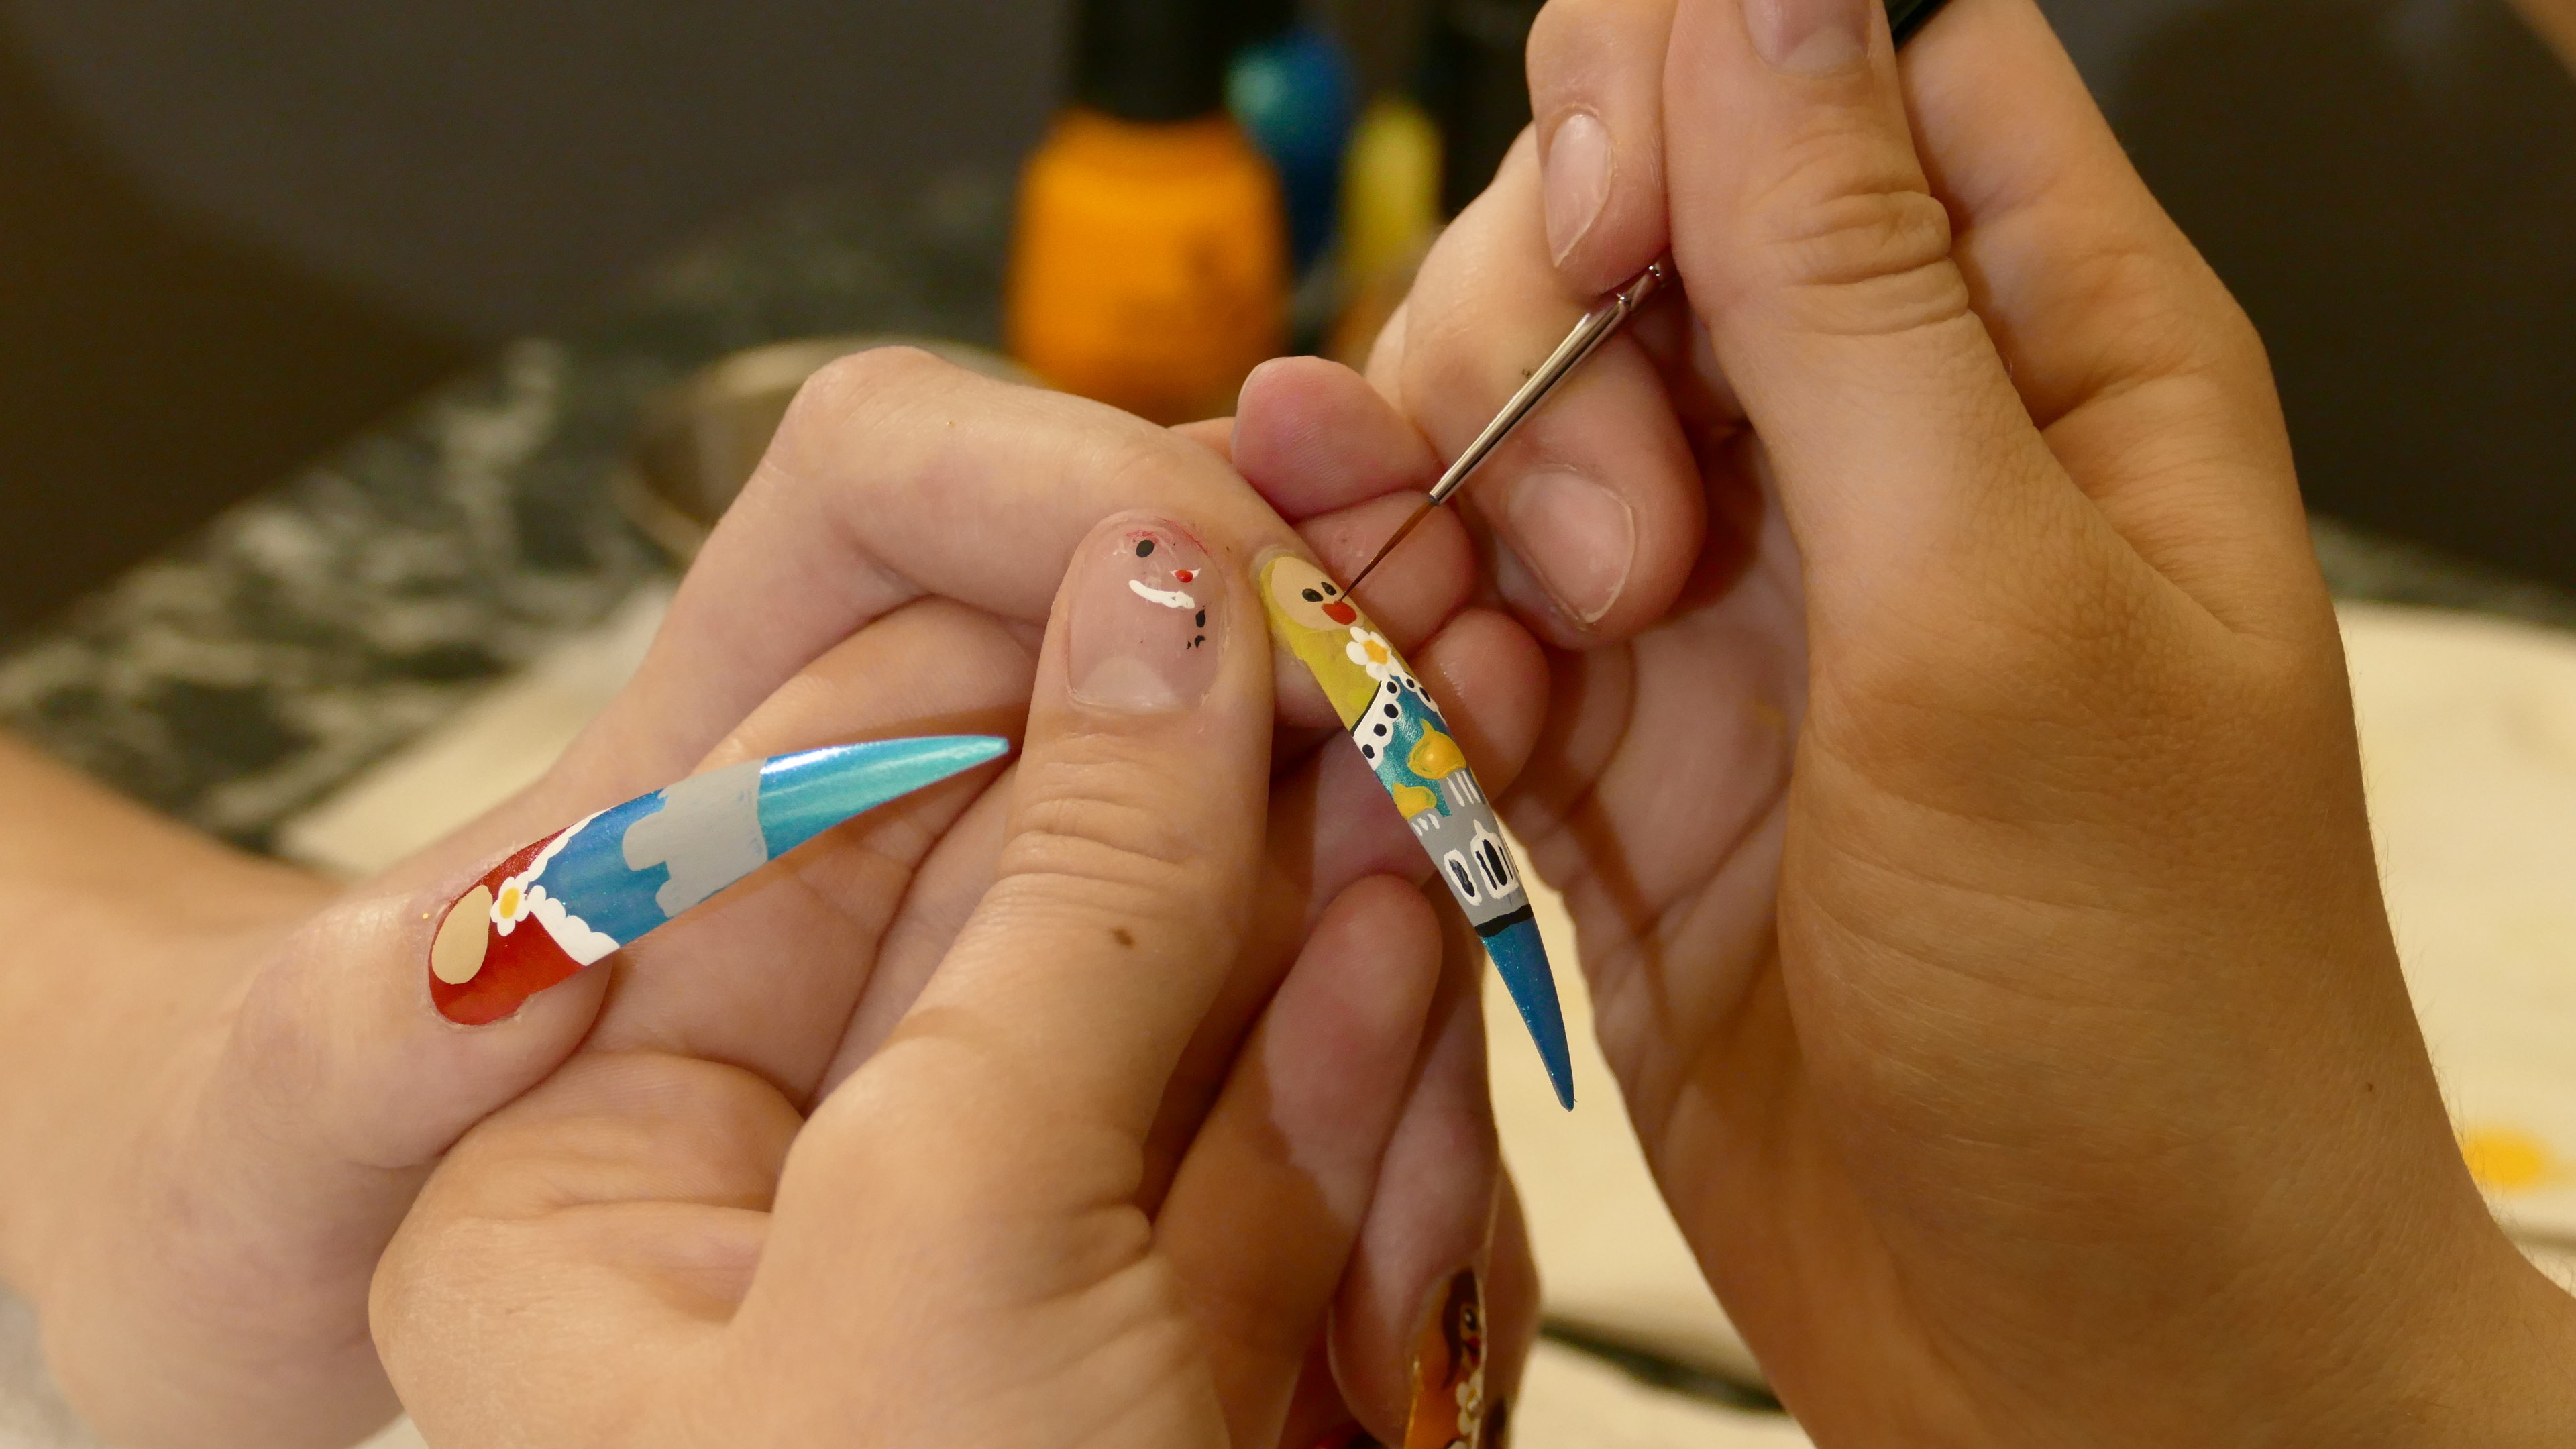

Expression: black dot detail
xmin=1360 ymin=745 xmax=1376 ymax=760
xmin=1301 ymin=588 xmax=1321 ymax=602
xmin=1136 ymin=539 xmax=1157 ymax=557
xmin=1383 ymin=703 xmax=1399 ymax=718
xmin=1192 ymin=634 xmax=1205 ymax=645
xmin=1194 ymin=610 xmax=1205 ymax=627
xmin=1374 ymin=723 xmax=1389 ymax=737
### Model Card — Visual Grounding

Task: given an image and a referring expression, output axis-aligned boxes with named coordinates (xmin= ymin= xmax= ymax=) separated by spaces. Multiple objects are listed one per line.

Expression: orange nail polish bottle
xmin=1008 ymin=0 xmax=1287 ymax=425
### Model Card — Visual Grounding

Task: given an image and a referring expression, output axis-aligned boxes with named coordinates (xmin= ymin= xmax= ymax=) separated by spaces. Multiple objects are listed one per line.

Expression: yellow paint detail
xmin=431 ymin=885 xmax=496 ymax=986
xmin=1392 ymin=782 xmax=1438 ymax=818
xmin=496 ymin=883 xmax=523 ymax=918
xmin=1409 ymin=727 xmax=1466 ymax=780
xmin=1259 ymin=553 xmax=1388 ymax=727
xmin=2461 ymin=1126 xmax=2555 ymax=1192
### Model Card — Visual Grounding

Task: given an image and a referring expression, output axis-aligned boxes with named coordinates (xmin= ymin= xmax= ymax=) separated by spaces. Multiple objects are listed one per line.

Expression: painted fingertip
xmin=1403 ymin=1268 xmax=1489 ymax=1449
xmin=427 ymin=735 xmax=1009 ymax=1024
xmin=1483 ymin=916 xmax=1573 ymax=1110
xmin=1256 ymin=551 xmax=1570 ymax=1103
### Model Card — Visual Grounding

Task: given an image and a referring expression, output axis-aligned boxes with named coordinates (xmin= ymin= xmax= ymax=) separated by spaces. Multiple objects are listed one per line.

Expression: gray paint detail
xmin=622 ymin=757 xmax=768 ymax=919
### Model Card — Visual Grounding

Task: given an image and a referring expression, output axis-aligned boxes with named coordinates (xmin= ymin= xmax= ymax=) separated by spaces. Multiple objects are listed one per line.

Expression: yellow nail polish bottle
xmin=1008 ymin=0 xmax=1288 ymax=425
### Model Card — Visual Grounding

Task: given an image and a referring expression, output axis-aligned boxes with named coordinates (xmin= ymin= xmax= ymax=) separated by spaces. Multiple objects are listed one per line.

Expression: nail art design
xmin=428 ymin=737 xmax=1008 ymax=1024
xmin=1069 ymin=525 xmax=1221 ymax=713
xmin=1259 ymin=554 xmax=1572 ymax=1107
xmin=1403 ymin=1269 xmax=1487 ymax=1449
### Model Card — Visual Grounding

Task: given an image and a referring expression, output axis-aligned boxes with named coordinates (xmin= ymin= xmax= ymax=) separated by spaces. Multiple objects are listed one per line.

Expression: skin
xmin=1274 ymin=0 xmax=2576 ymax=1440
xmin=0 ymin=356 xmax=1543 ymax=1448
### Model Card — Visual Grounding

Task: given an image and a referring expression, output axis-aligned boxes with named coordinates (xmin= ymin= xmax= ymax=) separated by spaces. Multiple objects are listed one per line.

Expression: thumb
xmin=784 ymin=509 xmax=1272 ymax=1215
xmin=1666 ymin=0 xmax=2096 ymax=638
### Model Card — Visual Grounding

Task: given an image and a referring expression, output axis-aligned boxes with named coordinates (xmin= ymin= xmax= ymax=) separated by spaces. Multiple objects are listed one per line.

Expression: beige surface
xmin=8 ymin=599 xmax=2576 ymax=1445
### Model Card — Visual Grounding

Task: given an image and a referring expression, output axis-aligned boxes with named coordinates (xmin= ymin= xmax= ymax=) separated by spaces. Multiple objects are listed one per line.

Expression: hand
xmin=1260 ymin=0 xmax=2576 ymax=1438
xmin=372 ymin=493 xmax=1457 ymax=1447
xmin=1 ymin=354 xmax=1540 ymax=1448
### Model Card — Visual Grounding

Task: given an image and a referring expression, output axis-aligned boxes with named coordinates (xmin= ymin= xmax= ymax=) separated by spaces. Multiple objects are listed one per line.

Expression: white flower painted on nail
xmin=1344 ymin=625 xmax=1413 ymax=686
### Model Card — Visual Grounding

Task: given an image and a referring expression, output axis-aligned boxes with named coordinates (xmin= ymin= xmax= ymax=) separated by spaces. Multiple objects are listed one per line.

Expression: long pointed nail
xmin=427 ymin=736 xmax=1008 ymax=1024
xmin=1403 ymin=1269 xmax=1488 ymax=1449
xmin=1258 ymin=553 xmax=1572 ymax=1106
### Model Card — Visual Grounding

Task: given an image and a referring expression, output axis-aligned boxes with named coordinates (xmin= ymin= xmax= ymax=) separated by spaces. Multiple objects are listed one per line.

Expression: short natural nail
xmin=1403 ymin=1268 xmax=1488 ymax=1449
xmin=1542 ymin=112 xmax=1612 ymax=264
xmin=1747 ymin=0 xmax=1872 ymax=74
xmin=1069 ymin=522 xmax=1220 ymax=713
xmin=1505 ymin=470 xmax=1634 ymax=625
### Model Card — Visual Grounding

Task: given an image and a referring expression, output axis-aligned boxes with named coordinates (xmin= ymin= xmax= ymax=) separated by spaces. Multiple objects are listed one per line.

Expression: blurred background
xmin=1 ymin=0 xmax=2571 ymax=633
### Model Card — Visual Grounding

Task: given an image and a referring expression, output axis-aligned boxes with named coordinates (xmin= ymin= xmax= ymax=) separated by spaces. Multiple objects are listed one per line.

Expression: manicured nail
xmin=427 ymin=737 xmax=1008 ymax=1024
xmin=1402 ymin=1269 xmax=1488 ymax=1449
xmin=1542 ymin=112 xmax=1612 ymax=265
xmin=1069 ymin=522 xmax=1220 ymax=714
xmin=1259 ymin=553 xmax=1572 ymax=1108
xmin=1505 ymin=469 xmax=1634 ymax=627
xmin=1747 ymin=0 xmax=1872 ymax=74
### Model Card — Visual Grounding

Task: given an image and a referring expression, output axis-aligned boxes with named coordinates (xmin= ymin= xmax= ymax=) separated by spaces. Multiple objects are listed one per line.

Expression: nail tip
xmin=1483 ymin=916 xmax=1574 ymax=1109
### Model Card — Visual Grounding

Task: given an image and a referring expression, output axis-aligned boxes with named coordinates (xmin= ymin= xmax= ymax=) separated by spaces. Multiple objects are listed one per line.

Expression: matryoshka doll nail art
xmin=1258 ymin=553 xmax=1572 ymax=1107
xmin=427 ymin=737 xmax=1008 ymax=1024
xmin=1402 ymin=1269 xmax=1488 ymax=1449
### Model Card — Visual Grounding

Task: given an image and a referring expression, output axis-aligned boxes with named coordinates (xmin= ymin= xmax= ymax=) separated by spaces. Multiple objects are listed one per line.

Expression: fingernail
xmin=1259 ymin=553 xmax=1572 ymax=1105
xmin=1403 ymin=1269 xmax=1488 ymax=1449
xmin=427 ymin=737 xmax=1008 ymax=1024
xmin=1747 ymin=0 xmax=1872 ymax=74
xmin=1504 ymin=469 xmax=1634 ymax=626
xmin=1068 ymin=522 xmax=1220 ymax=714
xmin=1542 ymin=112 xmax=1612 ymax=265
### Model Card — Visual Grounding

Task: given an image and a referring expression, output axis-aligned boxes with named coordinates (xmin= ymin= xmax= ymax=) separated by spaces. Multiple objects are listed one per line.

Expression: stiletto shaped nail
xmin=1403 ymin=1269 xmax=1488 ymax=1449
xmin=428 ymin=736 xmax=1009 ymax=1024
xmin=1259 ymin=554 xmax=1574 ymax=1108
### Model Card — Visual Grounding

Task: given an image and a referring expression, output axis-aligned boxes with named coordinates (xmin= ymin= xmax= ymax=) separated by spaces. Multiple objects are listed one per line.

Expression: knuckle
xmin=1746 ymin=141 xmax=1969 ymax=339
xmin=998 ymin=745 xmax=1210 ymax=907
xmin=762 ymin=344 xmax=957 ymax=470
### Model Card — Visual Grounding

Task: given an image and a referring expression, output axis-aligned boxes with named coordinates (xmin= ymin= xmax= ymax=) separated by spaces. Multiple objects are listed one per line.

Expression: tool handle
xmin=1424 ymin=256 xmax=1673 ymax=507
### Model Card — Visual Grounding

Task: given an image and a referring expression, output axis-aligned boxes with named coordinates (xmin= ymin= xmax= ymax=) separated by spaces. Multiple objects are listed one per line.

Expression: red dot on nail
xmin=1173 ymin=569 xmax=1194 ymax=582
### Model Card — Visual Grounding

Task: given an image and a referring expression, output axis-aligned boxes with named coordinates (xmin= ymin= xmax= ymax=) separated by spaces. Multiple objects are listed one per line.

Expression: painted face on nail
xmin=1122 ymin=530 xmax=1211 ymax=649
xmin=1266 ymin=555 xmax=1357 ymax=630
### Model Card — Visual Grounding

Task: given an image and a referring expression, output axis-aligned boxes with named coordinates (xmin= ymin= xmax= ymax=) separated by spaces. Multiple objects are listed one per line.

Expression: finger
xmin=1662 ymin=0 xmax=2131 ymax=644
xmin=1328 ymin=916 xmax=1505 ymax=1446
xmin=1391 ymin=172 xmax=1707 ymax=646
xmin=371 ymin=1051 xmax=799 ymax=1444
xmin=764 ymin=511 xmax=1274 ymax=1309
xmin=1899 ymin=0 xmax=2316 ymax=624
xmin=572 ymin=600 xmax=1028 ymax=1097
xmin=1528 ymin=0 xmax=1678 ymax=288
xmin=1160 ymin=876 xmax=1444 ymax=1449
xmin=587 ymin=354 xmax=1311 ymax=782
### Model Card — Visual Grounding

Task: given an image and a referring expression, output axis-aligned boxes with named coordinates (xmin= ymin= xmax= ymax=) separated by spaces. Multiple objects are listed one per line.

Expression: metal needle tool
xmin=1343 ymin=256 xmax=1672 ymax=594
